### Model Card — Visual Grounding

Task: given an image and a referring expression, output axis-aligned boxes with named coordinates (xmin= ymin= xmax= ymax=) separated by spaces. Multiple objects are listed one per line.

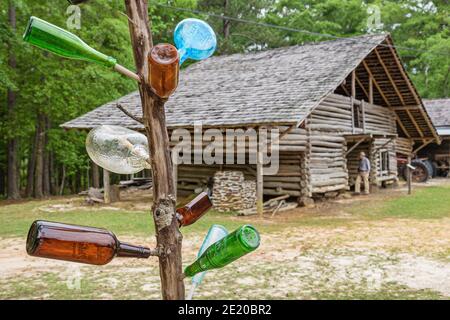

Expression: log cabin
xmin=418 ymin=98 xmax=450 ymax=176
xmin=62 ymin=33 xmax=439 ymax=205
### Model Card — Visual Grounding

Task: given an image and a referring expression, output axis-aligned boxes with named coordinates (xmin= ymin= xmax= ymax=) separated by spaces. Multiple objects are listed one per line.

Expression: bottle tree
xmin=24 ymin=0 xmax=259 ymax=300
xmin=123 ymin=0 xmax=184 ymax=299
xmin=118 ymin=9 xmax=219 ymax=299
xmin=67 ymin=0 xmax=212 ymax=299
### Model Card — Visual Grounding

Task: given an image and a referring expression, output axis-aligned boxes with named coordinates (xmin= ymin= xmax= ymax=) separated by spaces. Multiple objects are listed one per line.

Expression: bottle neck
xmin=176 ymin=212 xmax=184 ymax=227
xmin=116 ymin=242 xmax=151 ymax=258
xmin=178 ymin=47 xmax=188 ymax=65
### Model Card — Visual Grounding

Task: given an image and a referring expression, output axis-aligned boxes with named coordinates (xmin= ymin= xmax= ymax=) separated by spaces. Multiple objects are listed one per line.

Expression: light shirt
xmin=359 ymin=157 xmax=370 ymax=172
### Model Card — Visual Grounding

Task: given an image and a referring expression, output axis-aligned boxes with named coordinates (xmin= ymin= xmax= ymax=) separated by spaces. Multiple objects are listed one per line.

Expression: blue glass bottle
xmin=174 ymin=18 xmax=217 ymax=65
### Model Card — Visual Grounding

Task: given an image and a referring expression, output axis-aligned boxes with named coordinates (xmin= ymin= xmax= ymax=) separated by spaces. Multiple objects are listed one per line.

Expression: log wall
xmin=395 ymin=137 xmax=413 ymax=156
xmin=306 ymin=93 xmax=399 ymax=193
xmin=371 ymin=138 xmax=398 ymax=184
xmin=176 ymin=152 xmax=308 ymax=199
xmin=169 ymin=92 xmax=400 ymax=200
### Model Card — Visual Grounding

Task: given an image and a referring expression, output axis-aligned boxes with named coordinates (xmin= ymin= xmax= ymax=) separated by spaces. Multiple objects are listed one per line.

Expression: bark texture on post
xmin=124 ymin=0 xmax=185 ymax=300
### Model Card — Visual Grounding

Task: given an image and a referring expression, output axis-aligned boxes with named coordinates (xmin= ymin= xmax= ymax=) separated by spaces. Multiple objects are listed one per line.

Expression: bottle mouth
xmin=237 ymin=225 xmax=260 ymax=251
xmin=23 ymin=16 xmax=37 ymax=42
xmin=26 ymin=220 xmax=41 ymax=254
xmin=151 ymin=43 xmax=179 ymax=65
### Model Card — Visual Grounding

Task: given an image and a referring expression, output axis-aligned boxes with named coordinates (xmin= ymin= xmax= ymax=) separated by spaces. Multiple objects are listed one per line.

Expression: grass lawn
xmin=348 ymin=185 xmax=450 ymax=219
xmin=0 ymin=181 xmax=449 ymax=300
xmin=2 ymin=183 xmax=449 ymax=239
xmin=0 ymin=198 xmax=246 ymax=239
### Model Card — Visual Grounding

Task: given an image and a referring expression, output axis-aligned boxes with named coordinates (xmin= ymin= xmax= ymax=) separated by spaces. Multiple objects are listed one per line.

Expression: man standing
xmin=355 ymin=151 xmax=370 ymax=195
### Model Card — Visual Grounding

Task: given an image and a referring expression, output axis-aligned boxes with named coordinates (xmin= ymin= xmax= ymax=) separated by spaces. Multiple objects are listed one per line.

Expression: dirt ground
xmin=0 ymin=180 xmax=449 ymax=299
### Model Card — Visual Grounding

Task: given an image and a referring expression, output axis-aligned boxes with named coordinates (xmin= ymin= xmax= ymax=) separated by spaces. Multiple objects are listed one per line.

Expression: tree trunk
xmin=75 ymin=168 xmax=81 ymax=193
xmin=223 ymin=0 xmax=231 ymax=39
xmin=91 ymin=161 xmax=100 ymax=188
xmin=6 ymin=0 xmax=20 ymax=200
xmin=43 ymin=116 xmax=51 ymax=196
xmin=59 ymin=164 xmax=66 ymax=196
xmin=34 ymin=113 xmax=45 ymax=198
xmin=0 ymin=166 xmax=5 ymax=197
xmin=124 ymin=0 xmax=184 ymax=300
xmin=49 ymin=152 xmax=56 ymax=195
xmin=26 ymin=127 xmax=39 ymax=197
xmin=443 ymin=66 xmax=449 ymax=97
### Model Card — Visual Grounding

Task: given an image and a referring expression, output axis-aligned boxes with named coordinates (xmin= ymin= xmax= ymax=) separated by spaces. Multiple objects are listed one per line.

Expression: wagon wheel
xmin=411 ymin=164 xmax=428 ymax=182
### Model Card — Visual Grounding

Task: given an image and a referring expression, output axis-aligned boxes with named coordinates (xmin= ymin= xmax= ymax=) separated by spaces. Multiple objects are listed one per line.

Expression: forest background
xmin=0 ymin=0 xmax=448 ymax=199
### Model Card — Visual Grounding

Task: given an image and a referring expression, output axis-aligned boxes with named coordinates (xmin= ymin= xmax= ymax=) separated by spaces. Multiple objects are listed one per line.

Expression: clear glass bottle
xmin=86 ymin=125 xmax=151 ymax=175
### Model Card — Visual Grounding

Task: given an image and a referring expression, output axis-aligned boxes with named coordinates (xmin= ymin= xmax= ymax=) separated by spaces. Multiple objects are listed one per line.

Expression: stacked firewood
xmin=239 ymin=194 xmax=298 ymax=216
xmin=211 ymin=171 xmax=244 ymax=212
xmin=119 ymin=177 xmax=152 ymax=189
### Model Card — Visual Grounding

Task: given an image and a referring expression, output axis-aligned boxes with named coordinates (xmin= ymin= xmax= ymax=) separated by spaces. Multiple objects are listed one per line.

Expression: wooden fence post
xmin=257 ymin=151 xmax=263 ymax=216
xmin=172 ymin=152 xmax=178 ymax=202
xmin=103 ymin=168 xmax=110 ymax=204
xmin=407 ymin=155 xmax=412 ymax=195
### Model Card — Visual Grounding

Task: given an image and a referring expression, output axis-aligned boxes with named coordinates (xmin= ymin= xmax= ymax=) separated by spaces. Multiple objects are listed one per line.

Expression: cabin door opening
xmin=345 ymin=137 xmax=372 ymax=191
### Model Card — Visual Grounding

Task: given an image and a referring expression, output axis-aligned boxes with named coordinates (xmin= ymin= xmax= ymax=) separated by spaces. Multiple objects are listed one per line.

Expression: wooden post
xmin=351 ymin=70 xmax=356 ymax=98
xmin=407 ymin=155 xmax=412 ymax=195
xmin=351 ymin=97 xmax=355 ymax=134
xmin=369 ymin=76 xmax=374 ymax=104
xmin=172 ymin=152 xmax=178 ymax=202
xmin=103 ymin=168 xmax=110 ymax=204
xmin=361 ymin=100 xmax=366 ymax=133
xmin=124 ymin=0 xmax=184 ymax=300
xmin=256 ymin=151 xmax=263 ymax=216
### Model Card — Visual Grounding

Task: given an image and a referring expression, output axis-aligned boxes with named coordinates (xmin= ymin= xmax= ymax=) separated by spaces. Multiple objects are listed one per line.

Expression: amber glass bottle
xmin=26 ymin=220 xmax=152 ymax=265
xmin=177 ymin=192 xmax=213 ymax=227
xmin=148 ymin=43 xmax=179 ymax=98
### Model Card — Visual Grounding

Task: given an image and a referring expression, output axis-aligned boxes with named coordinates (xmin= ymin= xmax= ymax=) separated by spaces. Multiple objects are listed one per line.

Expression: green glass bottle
xmin=184 ymin=225 xmax=260 ymax=277
xmin=23 ymin=16 xmax=116 ymax=67
xmin=23 ymin=17 xmax=139 ymax=81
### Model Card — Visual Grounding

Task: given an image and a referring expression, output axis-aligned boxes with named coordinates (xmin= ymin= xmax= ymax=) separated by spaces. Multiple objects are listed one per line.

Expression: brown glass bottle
xmin=148 ymin=43 xmax=179 ymax=98
xmin=177 ymin=192 xmax=213 ymax=227
xmin=26 ymin=220 xmax=152 ymax=265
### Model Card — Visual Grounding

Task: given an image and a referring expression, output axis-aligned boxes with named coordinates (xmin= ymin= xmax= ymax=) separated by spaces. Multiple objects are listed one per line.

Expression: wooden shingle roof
xmin=61 ymin=34 xmax=439 ymax=142
xmin=424 ymin=99 xmax=450 ymax=127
